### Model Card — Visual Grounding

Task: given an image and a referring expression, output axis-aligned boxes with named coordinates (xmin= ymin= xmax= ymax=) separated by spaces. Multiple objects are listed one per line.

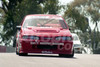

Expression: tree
xmin=63 ymin=0 xmax=100 ymax=51
xmin=42 ymin=0 xmax=61 ymax=14
xmin=0 ymin=0 xmax=23 ymax=46
xmin=63 ymin=5 xmax=89 ymax=33
xmin=70 ymin=0 xmax=100 ymax=32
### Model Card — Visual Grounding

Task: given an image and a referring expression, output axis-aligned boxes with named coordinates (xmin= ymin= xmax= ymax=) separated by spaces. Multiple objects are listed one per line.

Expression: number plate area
xmin=40 ymin=42 xmax=64 ymax=45
xmin=42 ymin=51 xmax=53 ymax=54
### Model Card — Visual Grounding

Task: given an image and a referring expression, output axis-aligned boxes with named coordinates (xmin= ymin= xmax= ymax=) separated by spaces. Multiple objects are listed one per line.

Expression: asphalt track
xmin=0 ymin=53 xmax=100 ymax=67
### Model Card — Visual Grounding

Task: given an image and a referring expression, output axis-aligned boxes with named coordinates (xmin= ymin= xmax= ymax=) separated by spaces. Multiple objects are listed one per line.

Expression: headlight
xmin=55 ymin=36 xmax=72 ymax=41
xmin=62 ymin=37 xmax=72 ymax=41
xmin=30 ymin=36 xmax=39 ymax=40
xmin=55 ymin=37 xmax=62 ymax=40
xmin=22 ymin=35 xmax=29 ymax=39
xmin=22 ymin=35 xmax=39 ymax=40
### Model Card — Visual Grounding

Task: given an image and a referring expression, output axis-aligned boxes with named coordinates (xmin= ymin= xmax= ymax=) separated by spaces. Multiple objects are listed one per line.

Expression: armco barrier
xmin=6 ymin=46 xmax=15 ymax=52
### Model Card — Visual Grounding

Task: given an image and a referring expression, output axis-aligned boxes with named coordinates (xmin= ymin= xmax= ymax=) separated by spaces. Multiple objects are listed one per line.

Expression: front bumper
xmin=17 ymin=39 xmax=73 ymax=54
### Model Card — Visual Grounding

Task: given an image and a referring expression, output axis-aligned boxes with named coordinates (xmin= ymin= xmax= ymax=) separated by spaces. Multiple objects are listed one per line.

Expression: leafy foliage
xmin=42 ymin=0 xmax=61 ymax=14
xmin=71 ymin=0 xmax=100 ymax=30
xmin=63 ymin=6 xmax=89 ymax=33
xmin=63 ymin=0 xmax=100 ymax=51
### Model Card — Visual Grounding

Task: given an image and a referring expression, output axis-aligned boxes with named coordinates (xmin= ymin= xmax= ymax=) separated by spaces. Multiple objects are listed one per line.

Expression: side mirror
xmin=69 ymin=28 xmax=71 ymax=30
xmin=16 ymin=26 xmax=21 ymax=30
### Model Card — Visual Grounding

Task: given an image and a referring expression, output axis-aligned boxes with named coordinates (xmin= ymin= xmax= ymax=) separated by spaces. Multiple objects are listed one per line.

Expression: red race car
xmin=16 ymin=14 xmax=74 ymax=57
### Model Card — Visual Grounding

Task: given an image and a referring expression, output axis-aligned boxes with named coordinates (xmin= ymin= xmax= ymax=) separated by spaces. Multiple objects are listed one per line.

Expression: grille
xmin=37 ymin=45 xmax=57 ymax=50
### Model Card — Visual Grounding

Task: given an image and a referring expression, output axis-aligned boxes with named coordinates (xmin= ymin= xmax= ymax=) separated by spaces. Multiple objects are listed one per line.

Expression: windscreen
xmin=22 ymin=16 xmax=67 ymax=29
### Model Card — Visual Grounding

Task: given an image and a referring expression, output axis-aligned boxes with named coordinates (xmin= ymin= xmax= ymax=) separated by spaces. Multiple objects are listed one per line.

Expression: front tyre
xmin=16 ymin=46 xmax=19 ymax=55
xmin=66 ymin=49 xmax=74 ymax=57
xmin=59 ymin=50 xmax=74 ymax=58
xmin=16 ymin=46 xmax=28 ymax=56
xmin=19 ymin=53 xmax=28 ymax=56
xmin=59 ymin=54 xmax=65 ymax=57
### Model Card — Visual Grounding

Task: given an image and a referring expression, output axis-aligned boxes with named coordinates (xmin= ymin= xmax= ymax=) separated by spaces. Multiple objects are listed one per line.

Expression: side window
xmin=59 ymin=20 xmax=67 ymax=29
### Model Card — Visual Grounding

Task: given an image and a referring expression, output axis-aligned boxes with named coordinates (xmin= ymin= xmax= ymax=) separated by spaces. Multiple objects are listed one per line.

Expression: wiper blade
xmin=41 ymin=19 xmax=55 ymax=26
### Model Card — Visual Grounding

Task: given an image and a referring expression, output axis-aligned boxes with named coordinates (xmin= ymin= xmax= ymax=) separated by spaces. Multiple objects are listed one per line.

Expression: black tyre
xmin=16 ymin=50 xmax=19 ymax=55
xmin=16 ymin=46 xmax=28 ymax=56
xmin=16 ymin=47 xmax=19 ymax=55
xmin=59 ymin=54 xmax=65 ymax=57
xmin=66 ymin=49 xmax=74 ymax=58
xmin=19 ymin=53 xmax=28 ymax=56
xmin=59 ymin=49 xmax=74 ymax=58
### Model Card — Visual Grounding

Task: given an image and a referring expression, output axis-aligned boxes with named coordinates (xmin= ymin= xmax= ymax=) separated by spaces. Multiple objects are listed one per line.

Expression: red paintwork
xmin=16 ymin=14 xmax=73 ymax=55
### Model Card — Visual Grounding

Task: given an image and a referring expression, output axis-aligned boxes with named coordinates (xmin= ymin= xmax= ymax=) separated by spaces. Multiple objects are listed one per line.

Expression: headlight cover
xmin=55 ymin=36 xmax=72 ymax=41
xmin=62 ymin=37 xmax=72 ymax=41
xmin=22 ymin=35 xmax=39 ymax=40
xmin=22 ymin=35 xmax=29 ymax=39
xmin=55 ymin=37 xmax=62 ymax=40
